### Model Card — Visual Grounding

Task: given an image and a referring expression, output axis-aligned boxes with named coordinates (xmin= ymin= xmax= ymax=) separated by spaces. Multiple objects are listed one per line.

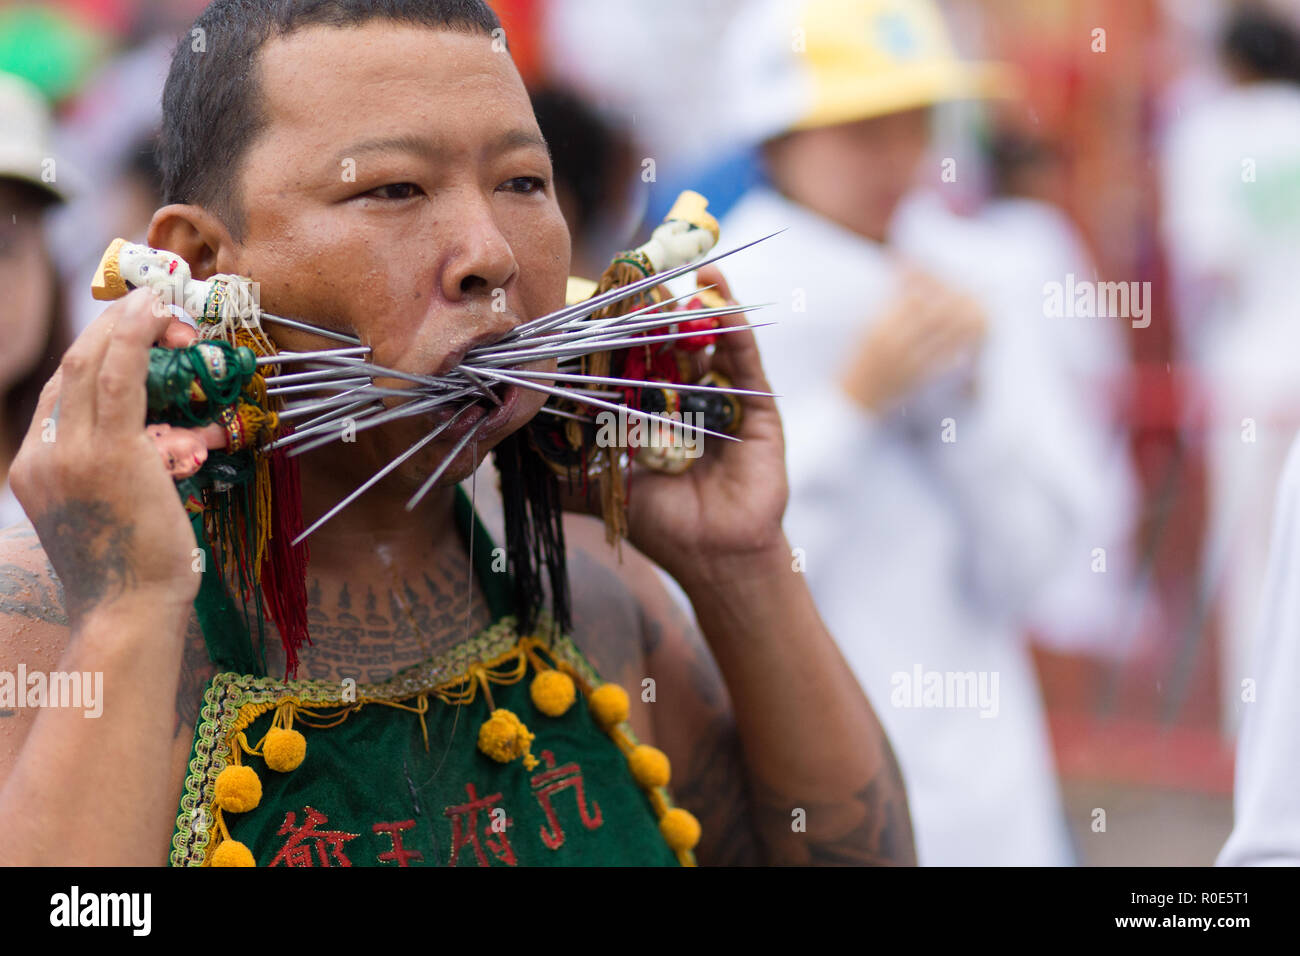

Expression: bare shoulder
xmin=0 ymin=517 xmax=214 ymax=751
xmin=560 ymin=513 xmax=721 ymax=699
xmin=0 ymin=520 xmax=70 ymax=630
xmin=0 ymin=521 xmax=73 ymax=787
xmin=561 ymin=514 xmax=717 ymax=750
xmin=561 ymin=514 xmax=647 ymax=687
xmin=561 ymin=516 xmax=763 ymax=864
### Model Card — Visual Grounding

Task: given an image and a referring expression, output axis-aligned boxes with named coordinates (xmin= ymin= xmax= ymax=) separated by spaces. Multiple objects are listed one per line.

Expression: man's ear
xmin=147 ymin=203 xmax=238 ymax=281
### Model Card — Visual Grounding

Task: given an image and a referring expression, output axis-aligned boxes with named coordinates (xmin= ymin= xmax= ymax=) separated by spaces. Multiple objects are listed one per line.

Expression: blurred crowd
xmin=3 ymin=0 xmax=1300 ymax=864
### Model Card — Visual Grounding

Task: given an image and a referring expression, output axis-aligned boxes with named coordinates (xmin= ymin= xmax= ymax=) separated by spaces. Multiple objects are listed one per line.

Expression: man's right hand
xmin=840 ymin=271 xmax=987 ymax=414
xmin=8 ymin=287 xmax=201 ymax=625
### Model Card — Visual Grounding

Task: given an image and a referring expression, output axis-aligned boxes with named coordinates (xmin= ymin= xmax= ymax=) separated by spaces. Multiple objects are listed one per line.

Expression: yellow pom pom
xmin=628 ymin=745 xmax=671 ymax=788
xmin=210 ymin=839 xmax=256 ymax=867
xmin=263 ymin=726 xmax=307 ymax=773
xmin=588 ymin=683 xmax=629 ymax=729
xmin=214 ymin=765 xmax=262 ymax=813
xmin=530 ymin=669 xmax=576 ymax=717
xmin=477 ymin=708 xmax=537 ymax=768
xmin=659 ymin=808 xmax=701 ymax=852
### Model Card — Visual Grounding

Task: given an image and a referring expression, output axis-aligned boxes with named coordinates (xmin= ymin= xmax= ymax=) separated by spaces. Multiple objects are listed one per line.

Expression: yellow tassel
xmin=628 ymin=744 xmax=671 ymax=788
xmin=231 ymin=315 xmax=278 ymax=361
xmin=210 ymin=839 xmax=256 ymax=867
xmin=658 ymin=808 xmax=701 ymax=852
xmin=588 ymin=683 xmax=630 ymax=729
xmin=477 ymin=708 xmax=538 ymax=770
xmin=263 ymin=726 xmax=306 ymax=772
xmin=529 ymin=669 xmax=576 ymax=717
xmin=213 ymin=765 xmax=262 ymax=813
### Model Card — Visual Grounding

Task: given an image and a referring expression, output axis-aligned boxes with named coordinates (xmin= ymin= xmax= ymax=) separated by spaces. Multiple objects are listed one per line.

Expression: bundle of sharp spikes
xmin=249 ymin=234 xmax=779 ymax=546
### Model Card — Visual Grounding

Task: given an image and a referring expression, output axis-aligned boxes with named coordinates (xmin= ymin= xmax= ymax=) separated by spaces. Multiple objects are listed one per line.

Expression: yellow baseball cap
xmin=724 ymin=0 xmax=1016 ymax=144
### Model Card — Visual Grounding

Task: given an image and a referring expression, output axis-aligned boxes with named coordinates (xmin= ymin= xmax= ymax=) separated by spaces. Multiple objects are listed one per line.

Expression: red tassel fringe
xmin=260 ymin=429 xmax=312 ymax=679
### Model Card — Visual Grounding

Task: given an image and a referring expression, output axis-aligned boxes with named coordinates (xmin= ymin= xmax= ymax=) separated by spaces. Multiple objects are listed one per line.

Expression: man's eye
xmin=499 ymin=176 xmax=546 ymax=195
xmin=365 ymin=183 xmax=422 ymax=200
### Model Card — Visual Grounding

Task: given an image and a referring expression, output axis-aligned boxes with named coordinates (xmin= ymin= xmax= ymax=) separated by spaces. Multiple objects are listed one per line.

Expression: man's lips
xmin=428 ymin=383 xmax=519 ymax=444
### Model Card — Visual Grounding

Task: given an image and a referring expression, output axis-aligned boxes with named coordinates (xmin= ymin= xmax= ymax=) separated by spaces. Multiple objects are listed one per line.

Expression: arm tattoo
xmin=0 ymin=523 xmax=68 ymax=624
xmin=750 ymin=738 xmax=917 ymax=866
xmin=641 ymin=598 xmax=763 ymax=865
xmin=565 ymin=547 xmax=643 ymax=686
xmin=31 ymin=501 xmax=137 ymax=622
xmin=0 ymin=560 xmax=68 ymax=625
xmin=674 ymin=713 xmax=765 ymax=866
xmin=174 ymin=614 xmax=215 ymax=739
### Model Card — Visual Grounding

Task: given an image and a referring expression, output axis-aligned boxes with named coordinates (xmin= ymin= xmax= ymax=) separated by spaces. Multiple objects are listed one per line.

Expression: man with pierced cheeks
xmin=0 ymin=0 xmax=914 ymax=866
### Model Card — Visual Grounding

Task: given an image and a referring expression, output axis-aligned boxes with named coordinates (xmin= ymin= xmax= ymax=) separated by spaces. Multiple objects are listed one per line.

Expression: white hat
xmin=721 ymin=0 xmax=1016 ymax=147
xmin=0 ymin=71 xmax=69 ymax=203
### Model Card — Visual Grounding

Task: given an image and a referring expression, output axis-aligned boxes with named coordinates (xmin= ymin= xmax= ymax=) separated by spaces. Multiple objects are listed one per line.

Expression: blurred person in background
xmin=971 ymin=125 xmax=1141 ymax=656
xmin=1160 ymin=0 xmax=1300 ymax=737
xmin=1217 ymin=434 xmax=1300 ymax=865
xmin=0 ymin=72 xmax=73 ymax=529
xmin=528 ymin=84 xmax=642 ymax=280
xmin=45 ymin=29 xmax=173 ymax=335
xmin=715 ymin=0 xmax=1129 ymax=865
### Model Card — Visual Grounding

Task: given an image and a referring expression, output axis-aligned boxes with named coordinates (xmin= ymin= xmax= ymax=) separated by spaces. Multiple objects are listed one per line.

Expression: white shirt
xmin=1160 ymin=81 xmax=1300 ymax=395
xmin=1218 ymin=433 xmax=1300 ymax=866
xmin=720 ymin=185 xmax=1105 ymax=865
xmin=967 ymin=197 xmax=1140 ymax=657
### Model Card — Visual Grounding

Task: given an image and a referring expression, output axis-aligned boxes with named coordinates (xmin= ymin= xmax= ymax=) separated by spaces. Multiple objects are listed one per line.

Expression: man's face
xmin=219 ymin=23 xmax=570 ymax=492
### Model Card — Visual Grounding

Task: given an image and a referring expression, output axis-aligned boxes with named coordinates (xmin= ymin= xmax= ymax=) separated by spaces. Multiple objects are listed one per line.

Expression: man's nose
xmin=440 ymin=191 xmax=519 ymax=309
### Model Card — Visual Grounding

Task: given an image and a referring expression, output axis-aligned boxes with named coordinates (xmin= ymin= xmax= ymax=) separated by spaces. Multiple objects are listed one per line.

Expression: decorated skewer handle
xmin=635 ymin=190 xmax=720 ymax=273
xmin=91 ymin=237 xmax=258 ymax=325
xmin=146 ymin=341 xmax=258 ymax=423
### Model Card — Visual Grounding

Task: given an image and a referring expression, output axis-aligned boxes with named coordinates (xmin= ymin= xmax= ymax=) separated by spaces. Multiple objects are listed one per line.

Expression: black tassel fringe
xmin=495 ymin=428 xmax=571 ymax=635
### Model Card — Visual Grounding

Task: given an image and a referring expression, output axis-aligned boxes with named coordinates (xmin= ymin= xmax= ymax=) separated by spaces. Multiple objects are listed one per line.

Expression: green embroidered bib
xmin=170 ymin=491 xmax=696 ymax=867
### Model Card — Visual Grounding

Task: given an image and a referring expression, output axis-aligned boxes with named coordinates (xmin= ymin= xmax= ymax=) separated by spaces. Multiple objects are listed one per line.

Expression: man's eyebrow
xmin=492 ymin=128 xmax=550 ymax=157
xmin=330 ymin=129 xmax=550 ymax=168
xmin=332 ymin=134 xmax=439 ymax=166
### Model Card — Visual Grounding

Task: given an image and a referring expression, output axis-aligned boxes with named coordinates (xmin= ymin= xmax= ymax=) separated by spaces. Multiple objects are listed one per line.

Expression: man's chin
xmin=295 ymin=387 xmax=546 ymax=502
xmin=380 ymin=403 xmax=541 ymax=493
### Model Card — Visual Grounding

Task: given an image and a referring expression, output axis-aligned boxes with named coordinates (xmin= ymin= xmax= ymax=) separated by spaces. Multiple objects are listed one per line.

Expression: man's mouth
xmin=430 ymin=382 xmax=519 ymax=443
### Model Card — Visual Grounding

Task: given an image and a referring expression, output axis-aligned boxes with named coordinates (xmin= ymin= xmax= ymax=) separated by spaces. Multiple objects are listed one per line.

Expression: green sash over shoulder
xmin=170 ymin=489 xmax=697 ymax=867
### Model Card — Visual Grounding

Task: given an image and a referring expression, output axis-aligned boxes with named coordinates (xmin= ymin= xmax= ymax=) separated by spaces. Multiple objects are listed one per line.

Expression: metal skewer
xmin=291 ymin=404 xmax=478 ymax=545
xmin=404 ymin=415 xmax=491 ymax=512
xmin=258 ymin=311 xmax=363 ymax=346
xmin=500 ymin=231 xmax=781 ymax=342
xmin=465 ymin=300 xmax=745 ymax=359
xmin=481 ymin=367 xmax=776 ymax=398
xmin=257 ymin=346 xmax=370 ymax=365
xmin=470 ymin=366 xmax=740 ymax=443
xmin=468 ymin=284 xmax=718 ymax=358
xmin=462 ymin=320 xmax=773 ymax=370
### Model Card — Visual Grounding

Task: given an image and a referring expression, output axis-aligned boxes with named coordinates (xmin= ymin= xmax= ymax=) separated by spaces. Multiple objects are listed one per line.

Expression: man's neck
xmin=295 ymin=457 xmax=461 ymax=575
xmin=279 ymin=460 xmax=495 ymax=681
